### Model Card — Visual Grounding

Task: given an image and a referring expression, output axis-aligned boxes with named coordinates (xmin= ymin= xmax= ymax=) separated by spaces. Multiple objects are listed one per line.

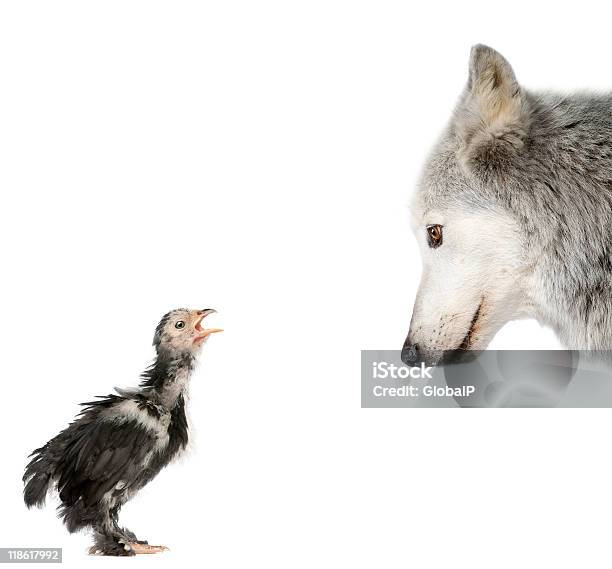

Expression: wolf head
xmin=403 ymin=44 xmax=612 ymax=365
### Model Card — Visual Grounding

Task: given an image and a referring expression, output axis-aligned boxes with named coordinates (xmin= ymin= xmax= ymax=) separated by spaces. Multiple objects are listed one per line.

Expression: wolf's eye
xmin=426 ymin=224 xmax=443 ymax=248
xmin=175 ymin=321 xmax=186 ymax=329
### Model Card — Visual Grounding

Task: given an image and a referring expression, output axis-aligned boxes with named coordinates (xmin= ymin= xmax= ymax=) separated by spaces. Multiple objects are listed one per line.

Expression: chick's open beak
xmin=193 ymin=309 xmax=223 ymax=343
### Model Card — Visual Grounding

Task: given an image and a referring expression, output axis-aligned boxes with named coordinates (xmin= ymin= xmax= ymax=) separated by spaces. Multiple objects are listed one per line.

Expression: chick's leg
xmin=109 ymin=506 xmax=168 ymax=552
xmin=89 ymin=511 xmax=135 ymax=556
xmin=89 ymin=501 xmax=167 ymax=555
xmin=109 ymin=506 xmax=148 ymax=545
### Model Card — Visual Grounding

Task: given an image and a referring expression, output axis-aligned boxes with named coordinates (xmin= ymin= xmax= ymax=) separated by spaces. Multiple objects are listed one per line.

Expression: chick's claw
xmin=129 ymin=543 xmax=169 ymax=554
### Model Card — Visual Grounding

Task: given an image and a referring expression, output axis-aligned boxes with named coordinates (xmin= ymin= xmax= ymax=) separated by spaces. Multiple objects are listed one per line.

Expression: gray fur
xmin=407 ymin=45 xmax=612 ymax=358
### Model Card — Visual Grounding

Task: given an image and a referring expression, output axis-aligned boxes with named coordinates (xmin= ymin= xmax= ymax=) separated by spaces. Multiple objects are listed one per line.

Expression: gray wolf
xmin=402 ymin=45 xmax=612 ymax=366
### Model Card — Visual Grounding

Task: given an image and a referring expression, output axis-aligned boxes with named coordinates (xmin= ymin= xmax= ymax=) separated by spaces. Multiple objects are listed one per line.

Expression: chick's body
xmin=23 ymin=309 xmax=222 ymax=556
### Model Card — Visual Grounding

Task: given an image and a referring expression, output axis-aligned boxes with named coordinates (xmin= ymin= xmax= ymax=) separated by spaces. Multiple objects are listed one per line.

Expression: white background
xmin=1 ymin=1 xmax=610 ymax=568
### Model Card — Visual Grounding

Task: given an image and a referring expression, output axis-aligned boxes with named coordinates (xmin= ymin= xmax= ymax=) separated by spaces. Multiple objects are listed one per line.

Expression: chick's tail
xmin=23 ymin=443 xmax=56 ymax=508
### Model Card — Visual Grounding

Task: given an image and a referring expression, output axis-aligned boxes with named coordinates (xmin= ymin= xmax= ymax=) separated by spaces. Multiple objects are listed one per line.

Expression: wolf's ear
xmin=455 ymin=45 xmax=530 ymax=175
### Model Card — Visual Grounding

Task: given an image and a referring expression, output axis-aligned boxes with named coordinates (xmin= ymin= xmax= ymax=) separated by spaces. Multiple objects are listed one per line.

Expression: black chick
xmin=23 ymin=308 xmax=222 ymax=556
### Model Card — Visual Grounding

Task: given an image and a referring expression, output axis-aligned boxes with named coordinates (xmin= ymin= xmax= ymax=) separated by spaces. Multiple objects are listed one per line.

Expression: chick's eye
xmin=426 ymin=224 xmax=443 ymax=248
xmin=175 ymin=321 xmax=185 ymax=329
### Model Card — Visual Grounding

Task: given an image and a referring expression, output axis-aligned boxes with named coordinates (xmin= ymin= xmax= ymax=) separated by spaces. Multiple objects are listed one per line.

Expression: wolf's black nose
xmin=401 ymin=341 xmax=421 ymax=366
